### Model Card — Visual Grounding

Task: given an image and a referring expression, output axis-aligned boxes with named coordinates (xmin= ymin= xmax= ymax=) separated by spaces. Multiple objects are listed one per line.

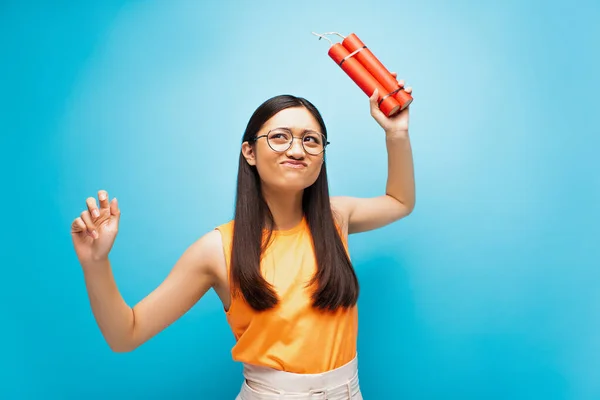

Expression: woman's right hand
xmin=71 ymin=190 xmax=121 ymax=264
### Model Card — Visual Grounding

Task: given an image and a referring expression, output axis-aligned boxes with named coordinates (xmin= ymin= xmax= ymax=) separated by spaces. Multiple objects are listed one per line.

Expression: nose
xmin=286 ymin=137 xmax=306 ymax=158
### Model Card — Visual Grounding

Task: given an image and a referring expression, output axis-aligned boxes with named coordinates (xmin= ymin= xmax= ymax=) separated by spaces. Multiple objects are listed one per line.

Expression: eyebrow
xmin=272 ymin=127 xmax=321 ymax=134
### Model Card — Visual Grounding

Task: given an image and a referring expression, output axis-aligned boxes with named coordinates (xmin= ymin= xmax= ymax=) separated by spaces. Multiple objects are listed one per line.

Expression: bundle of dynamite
xmin=313 ymin=31 xmax=413 ymax=117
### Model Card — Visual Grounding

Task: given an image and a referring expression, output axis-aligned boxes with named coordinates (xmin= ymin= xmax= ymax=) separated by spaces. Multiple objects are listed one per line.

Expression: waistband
xmin=241 ymin=354 xmax=359 ymax=396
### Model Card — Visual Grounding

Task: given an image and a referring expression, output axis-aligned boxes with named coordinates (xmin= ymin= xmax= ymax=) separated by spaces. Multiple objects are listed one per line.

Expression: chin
xmin=279 ymin=181 xmax=312 ymax=192
xmin=265 ymin=176 xmax=317 ymax=193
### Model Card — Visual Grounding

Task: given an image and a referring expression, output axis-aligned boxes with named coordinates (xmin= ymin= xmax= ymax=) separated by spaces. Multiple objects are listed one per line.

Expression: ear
xmin=241 ymin=141 xmax=257 ymax=166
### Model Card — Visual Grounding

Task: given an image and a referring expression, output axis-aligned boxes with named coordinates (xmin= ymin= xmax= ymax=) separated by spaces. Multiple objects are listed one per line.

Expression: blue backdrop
xmin=2 ymin=0 xmax=599 ymax=399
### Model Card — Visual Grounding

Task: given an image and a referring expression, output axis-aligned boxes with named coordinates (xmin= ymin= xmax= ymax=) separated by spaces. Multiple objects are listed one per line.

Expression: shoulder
xmin=330 ymin=197 xmax=350 ymax=240
xmin=214 ymin=219 xmax=235 ymax=237
xmin=179 ymin=222 xmax=230 ymax=281
xmin=330 ymin=196 xmax=352 ymax=226
xmin=185 ymin=229 xmax=223 ymax=271
xmin=330 ymin=196 xmax=351 ymax=218
xmin=213 ymin=219 xmax=235 ymax=253
xmin=172 ymin=225 xmax=230 ymax=307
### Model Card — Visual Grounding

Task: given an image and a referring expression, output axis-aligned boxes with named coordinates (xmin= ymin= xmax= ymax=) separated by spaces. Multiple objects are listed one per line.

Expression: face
xmin=242 ymin=107 xmax=326 ymax=193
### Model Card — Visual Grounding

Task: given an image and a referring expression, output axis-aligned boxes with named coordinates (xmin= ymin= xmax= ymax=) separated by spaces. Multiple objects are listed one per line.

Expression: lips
xmin=281 ymin=160 xmax=307 ymax=168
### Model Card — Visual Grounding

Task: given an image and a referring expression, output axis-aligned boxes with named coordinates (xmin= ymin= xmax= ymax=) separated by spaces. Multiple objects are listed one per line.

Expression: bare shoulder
xmin=330 ymin=196 xmax=352 ymax=222
xmin=178 ymin=228 xmax=229 ymax=304
xmin=199 ymin=228 xmax=229 ymax=305
xmin=330 ymin=196 xmax=351 ymax=238
xmin=171 ymin=229 xmax=222 ymax=283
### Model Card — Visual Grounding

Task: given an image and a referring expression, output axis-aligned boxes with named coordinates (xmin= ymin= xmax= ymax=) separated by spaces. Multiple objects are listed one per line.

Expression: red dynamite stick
xmin=328 ymin=43 xmax=401 ymax=117
xmin=342 ymin=33 xmax=413 ymax=111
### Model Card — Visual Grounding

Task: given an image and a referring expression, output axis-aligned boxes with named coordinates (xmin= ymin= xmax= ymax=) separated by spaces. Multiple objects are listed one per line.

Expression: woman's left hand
xmin=369 ymin=72 xmax=412 ymax=136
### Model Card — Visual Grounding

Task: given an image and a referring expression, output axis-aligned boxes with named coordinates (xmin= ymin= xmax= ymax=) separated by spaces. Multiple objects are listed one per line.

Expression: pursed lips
xmin=280 ymin=160 xmax=307 ymax=168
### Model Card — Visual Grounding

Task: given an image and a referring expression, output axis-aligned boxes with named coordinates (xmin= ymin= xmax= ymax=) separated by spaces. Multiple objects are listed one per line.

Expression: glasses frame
xmin=252 ymin=128 xmax=330 ymax=156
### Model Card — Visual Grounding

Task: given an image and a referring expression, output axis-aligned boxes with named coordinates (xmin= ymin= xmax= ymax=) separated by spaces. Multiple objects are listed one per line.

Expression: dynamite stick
xmin=342 ymin=33 xmax=413 ymax=110
xmin=313 ymin=31 xmax=413 ymax=114
xmin=313 ymin=32 xmax=401 ymax=117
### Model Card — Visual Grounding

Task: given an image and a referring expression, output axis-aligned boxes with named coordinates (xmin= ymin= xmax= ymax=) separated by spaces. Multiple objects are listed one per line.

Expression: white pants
xmin=235 ymin=355 xmax=363 ymax=399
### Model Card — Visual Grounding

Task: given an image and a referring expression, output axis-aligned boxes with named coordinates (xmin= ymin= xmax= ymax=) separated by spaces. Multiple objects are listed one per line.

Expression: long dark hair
xmin=230 ymin=94 xmax=359 ymax=312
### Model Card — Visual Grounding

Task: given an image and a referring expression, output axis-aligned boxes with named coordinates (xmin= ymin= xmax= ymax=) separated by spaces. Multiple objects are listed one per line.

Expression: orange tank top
xmin=215 ymin=217 xmax=358 ymax=374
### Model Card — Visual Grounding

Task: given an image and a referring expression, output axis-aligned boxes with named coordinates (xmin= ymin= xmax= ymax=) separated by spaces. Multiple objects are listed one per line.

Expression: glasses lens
xmin=302 ymin=132 xmax=324 ymax=155
xmin=267 ymin=130 xmax=292 ymax=152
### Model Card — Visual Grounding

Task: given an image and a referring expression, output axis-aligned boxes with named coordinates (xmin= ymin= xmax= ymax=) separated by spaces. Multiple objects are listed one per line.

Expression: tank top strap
xmin=215 ymin=220 xmax=235 ymax=275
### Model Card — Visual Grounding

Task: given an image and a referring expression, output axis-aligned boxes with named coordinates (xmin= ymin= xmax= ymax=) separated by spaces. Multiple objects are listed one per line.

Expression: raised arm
xmin=332 ymin=76 xmax=415 ymax=234
xmin=72 ymin=190 xmax=222 ymax=352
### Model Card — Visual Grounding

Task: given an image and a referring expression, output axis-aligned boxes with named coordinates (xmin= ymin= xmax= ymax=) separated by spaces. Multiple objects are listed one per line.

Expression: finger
xmin=98 ymin=190 xmax=109 ymax=210
xmin=369 ymin=88 xmax=380 ymax=112
xmin=71 ymin=217 xmax=87 ymax=233
xmin=80 ymin=211 xmax=99 ymax=239
xmin=369 ymin=88 xmax=379 ymax=102
xmin=110 ymin=197 xmax=120 ymax=217
xmin=86 ymin=197 xmax=100 ymax=219
xmin=369 ymin=89 xmax=386 ymax=119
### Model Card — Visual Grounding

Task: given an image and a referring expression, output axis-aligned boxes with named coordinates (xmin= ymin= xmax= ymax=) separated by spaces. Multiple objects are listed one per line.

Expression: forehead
xmin=262 ymin=107 xmax=321 ymax=132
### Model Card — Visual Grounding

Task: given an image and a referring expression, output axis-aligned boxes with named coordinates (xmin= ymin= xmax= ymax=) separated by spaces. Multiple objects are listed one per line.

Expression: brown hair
xmin=230 ymin=94 xmax=359 ymax=312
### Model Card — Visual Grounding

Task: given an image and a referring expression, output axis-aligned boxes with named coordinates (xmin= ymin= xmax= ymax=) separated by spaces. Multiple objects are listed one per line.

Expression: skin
xmin=71 ymin=76 xmax=414 ymax=352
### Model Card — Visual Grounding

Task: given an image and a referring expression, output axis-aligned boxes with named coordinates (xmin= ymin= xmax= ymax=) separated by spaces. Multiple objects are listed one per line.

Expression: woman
xmin=71 ymin=77 xmax=415 ymax=399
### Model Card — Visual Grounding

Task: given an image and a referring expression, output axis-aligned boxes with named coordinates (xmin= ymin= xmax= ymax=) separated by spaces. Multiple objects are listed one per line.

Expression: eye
xmin=304 ymin=133 xmax=322 ymax=144
xmin=268 ymin=131 xmax=291 ymax=144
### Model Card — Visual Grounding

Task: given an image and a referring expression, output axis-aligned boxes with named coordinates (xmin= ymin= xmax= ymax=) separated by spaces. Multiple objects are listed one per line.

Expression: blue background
xmin=2 ymin=0 xmax=599 ymax=399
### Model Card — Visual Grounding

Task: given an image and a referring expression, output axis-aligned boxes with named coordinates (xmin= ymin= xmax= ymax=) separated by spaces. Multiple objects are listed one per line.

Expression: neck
xmin=261 ymin=185 xmax=304 ymax=231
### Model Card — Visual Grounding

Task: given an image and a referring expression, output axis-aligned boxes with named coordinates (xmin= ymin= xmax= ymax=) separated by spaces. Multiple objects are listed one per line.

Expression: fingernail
xmin=92 ymin=230 xmax=98 ymax=239
xmin=93 ymin=210 xmax=100 ymax=218
xmin=99 ymin=193 xmax=106 ymax=201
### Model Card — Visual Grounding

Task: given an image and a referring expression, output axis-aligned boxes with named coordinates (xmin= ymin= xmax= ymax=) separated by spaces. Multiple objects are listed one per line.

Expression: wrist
xmin=81 ymin=256 xmax=110 ymax=272
xmin=385 ymin=129 xmax=409 ymax=140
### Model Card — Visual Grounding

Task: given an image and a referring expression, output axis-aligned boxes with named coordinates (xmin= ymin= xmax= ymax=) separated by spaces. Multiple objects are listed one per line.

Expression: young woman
xmin=71 ymin=77 xmax=415 ymax=399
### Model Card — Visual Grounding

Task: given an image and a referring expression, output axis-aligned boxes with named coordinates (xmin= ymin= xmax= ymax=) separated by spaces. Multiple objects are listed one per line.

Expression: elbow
xmin=404 ymin=199 xmax=416 ymax=215
xmin=108 ymin=308 xmax=139 ymax=353
xmin=400 ymin=193 xmax=416 ymax=215
xmin=108 ymin=340 xmax=136 ymax=353
xmin=385 ymin=192 xmax=415 ymax=215
xmin=106 ymin=329 xmax=138 ymax=353
xmin=388 ymin=194 xmax=415 ymax=217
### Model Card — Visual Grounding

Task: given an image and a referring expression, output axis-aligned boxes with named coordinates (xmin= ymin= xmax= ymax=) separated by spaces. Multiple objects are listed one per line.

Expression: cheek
xmin=254 ymin=151 xmax=278 ymax=177
xmin=310 ymin=164 xmax=323 ymax=180
xmin=304 ymin=159 xmax=322 ymax=180
xmin=255 ymin=162 xmax=274 ymax=180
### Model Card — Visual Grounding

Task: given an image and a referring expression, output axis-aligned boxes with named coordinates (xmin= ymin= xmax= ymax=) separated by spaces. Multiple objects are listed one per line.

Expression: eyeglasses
xmin=253 ymin=128 xmax=330 ymax=156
